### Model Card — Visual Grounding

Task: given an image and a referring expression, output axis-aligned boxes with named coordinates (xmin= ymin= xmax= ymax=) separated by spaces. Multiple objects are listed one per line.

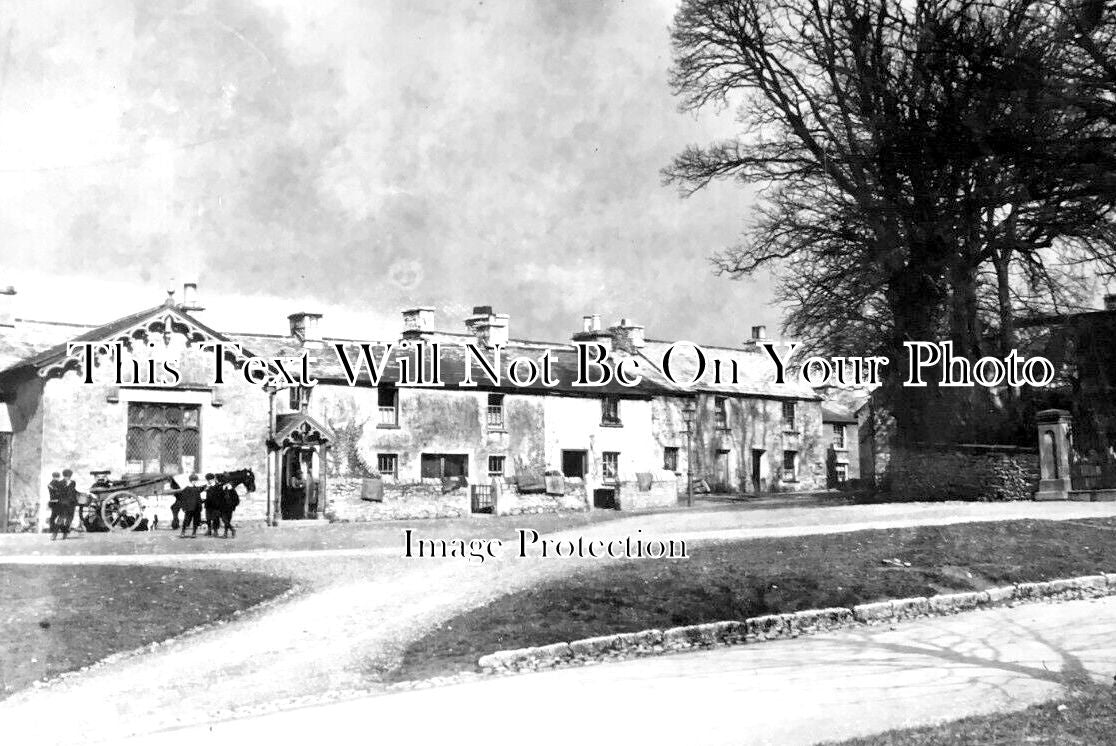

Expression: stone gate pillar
xmin=1035 ymin=409 xmax=1072 ymax=501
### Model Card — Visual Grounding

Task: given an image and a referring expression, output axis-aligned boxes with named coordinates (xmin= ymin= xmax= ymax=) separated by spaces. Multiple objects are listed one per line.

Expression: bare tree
xmin=667 ymin=0 xmax=1116 ymax=442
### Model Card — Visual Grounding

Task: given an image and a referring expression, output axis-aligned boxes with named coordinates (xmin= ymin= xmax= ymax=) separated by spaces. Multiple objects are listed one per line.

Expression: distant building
xmin=0 ymin=286 xmax=826 ymax=531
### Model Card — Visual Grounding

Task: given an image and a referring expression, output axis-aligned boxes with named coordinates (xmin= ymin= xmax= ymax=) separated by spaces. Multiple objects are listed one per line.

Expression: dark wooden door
xmin=562 ymin=450 xmax=588 ymax=478
xmin=751 ymin=449 xmax=764 ymax=494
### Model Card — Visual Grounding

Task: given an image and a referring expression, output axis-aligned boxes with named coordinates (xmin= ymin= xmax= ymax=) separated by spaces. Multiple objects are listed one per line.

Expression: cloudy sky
xmin=0 ymin=0 xmax=772 ymax=345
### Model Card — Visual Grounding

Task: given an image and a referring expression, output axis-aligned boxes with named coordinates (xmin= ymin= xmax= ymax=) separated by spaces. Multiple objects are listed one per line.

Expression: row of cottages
xmin=0 ymin=286 xmax=826 ymax=531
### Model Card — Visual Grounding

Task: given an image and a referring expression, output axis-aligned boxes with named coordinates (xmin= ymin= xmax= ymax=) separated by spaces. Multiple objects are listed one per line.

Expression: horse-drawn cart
xmin=80 ymin=471 xmax=186 ymax=532
xmin=77 ymin=469 xmax=257 ymax=532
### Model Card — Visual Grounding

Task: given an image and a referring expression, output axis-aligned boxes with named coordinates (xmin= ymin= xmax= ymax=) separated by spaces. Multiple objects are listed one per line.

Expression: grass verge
xmin=828 ymin=680 xmax=1116 ymax=745
xmin=390 ymin=518 xmax=1116 ymax=681
xmin=0 ymin=564 xmax=292 ymax=699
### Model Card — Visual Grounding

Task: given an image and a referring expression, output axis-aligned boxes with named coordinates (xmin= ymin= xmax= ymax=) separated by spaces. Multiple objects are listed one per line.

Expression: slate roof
xmin=0 ymin=318 xmax=96 ymax=371
xmin=816 ymin=385 xmax=873 ymax=421
xmin=1 ymin=303 xmax=254 ymax=378
xmin=310 ymin=335 xmax=678 ymax=397
xmin=820 ymin=403 xmax=858 ymax=423
xmin=636 ymin=339 xmax=820 ymax=400
xmin=1 ymin=306 xmax=820 ymax=401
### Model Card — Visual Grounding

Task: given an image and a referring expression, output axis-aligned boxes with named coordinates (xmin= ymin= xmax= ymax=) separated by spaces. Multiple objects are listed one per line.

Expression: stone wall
xmin=324 ymin=476 xmax=590 ymax=521
xmin=325 ymin=477 xmax=470 ymax=521
xmin=615 ymin=476 xmax=679 ymax=511
xmin=497 ymin=479 xmax=588 ymax=515
xmin=883 ymin=444 xmax=1039 ymax=501
xmin=473 ymin=574 xmax=1115 ymax=678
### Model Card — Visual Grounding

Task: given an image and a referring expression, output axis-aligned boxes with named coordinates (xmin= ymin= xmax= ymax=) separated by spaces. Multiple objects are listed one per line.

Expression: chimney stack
xmin=609 ymin=317 xmax=645 ymax=353
xmin=181 ymin=282 xmax=205 ymax=312
xmin=1105 ymin=294 xmax=1116 ymax=312
xmin=288 ymin=312 xmax=323 ymax=347
xmin=572 ymin=312 xmax=612 ymax=351
xmin=465 ymin=305 xmax=509 ymax=347
xmin=0 ymin=286 xmax=14 ymax=328
xmin=751 ymin=325 xmax=767 ymax=340
xmin=401 ymin=307 xmax=436 ymax=339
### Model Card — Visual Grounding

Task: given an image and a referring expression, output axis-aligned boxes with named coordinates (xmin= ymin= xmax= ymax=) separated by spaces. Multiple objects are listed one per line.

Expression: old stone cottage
xmin=0 ymin=286 xmax=825 ymax=530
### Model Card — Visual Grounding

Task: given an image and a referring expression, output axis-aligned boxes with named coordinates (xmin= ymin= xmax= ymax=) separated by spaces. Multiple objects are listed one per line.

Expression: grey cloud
xmin=2 ymin=0 xmax=774 ymax=346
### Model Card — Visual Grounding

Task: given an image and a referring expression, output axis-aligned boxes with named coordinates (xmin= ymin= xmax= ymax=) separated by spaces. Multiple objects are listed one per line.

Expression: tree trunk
xmin=993 ymin=248 xmax=1016 ymax=356
xmin=884 ymin=265 xmax=945 ymax=445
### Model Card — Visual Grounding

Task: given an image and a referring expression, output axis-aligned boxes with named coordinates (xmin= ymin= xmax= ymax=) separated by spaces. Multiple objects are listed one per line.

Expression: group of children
xmin=46 ymin=470 xmax=241 ymax=539
xmin=46 ymin=469 xmax=79 ymax=540
xmin=171 ymin=473 xmax=241 ymax=538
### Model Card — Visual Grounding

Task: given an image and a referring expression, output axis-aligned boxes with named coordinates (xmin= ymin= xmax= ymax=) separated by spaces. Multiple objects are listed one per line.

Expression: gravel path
xmin=4 ymin=500 xmax=1116 ymax=745
xmin=124 ymin=596 xmax=1116 ymax=746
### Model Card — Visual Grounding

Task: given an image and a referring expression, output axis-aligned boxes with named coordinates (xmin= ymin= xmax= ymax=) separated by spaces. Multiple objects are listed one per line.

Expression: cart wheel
xmin=100 ymin=492 xmax=145 ymax=531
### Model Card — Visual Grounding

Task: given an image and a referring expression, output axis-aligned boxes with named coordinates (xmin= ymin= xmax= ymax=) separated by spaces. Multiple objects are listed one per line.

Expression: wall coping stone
xmin=472 ymin=573 xmax=1116 ymax=676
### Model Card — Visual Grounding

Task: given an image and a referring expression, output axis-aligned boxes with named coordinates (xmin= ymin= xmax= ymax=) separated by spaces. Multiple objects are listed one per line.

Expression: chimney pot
xmin=181 ymin=282 xmax=204 ymax=312
xmin=751 ymin=325 xmax=767 ymax=340
xmin=572 ymin=313 xmax=613 ymax=351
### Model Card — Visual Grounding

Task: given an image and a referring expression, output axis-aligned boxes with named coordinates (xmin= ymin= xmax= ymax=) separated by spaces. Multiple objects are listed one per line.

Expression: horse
xmin=212 ymin=468 xmax=257 ymax=493
xmin=208 ymin=468 xmax=256 ymax=537
xmin=171 ymin=468 xmax=256 ymax=532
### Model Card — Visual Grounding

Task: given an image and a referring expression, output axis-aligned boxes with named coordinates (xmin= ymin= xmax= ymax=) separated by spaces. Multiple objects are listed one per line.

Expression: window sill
xmin=600 ymin=421 xmax=624 ymax=428
xmin=783 ymin=430 xmax=800 ymax=436
xmin=487 ymin=427 xmax=507 ymax=434
xmin=377 ymin=424 xmax=401 ymax=430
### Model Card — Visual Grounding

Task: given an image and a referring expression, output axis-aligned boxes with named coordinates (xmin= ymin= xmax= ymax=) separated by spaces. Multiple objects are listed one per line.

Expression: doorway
xmin=751 ymin=449 xmax=765 ymax=494
xmin=562 ymin=450 xmax=588 ymax=478
xmin=714 ymin=449 xmax=731 ymax=492
xmin=281 ymin=447 xmax=319 ymax=520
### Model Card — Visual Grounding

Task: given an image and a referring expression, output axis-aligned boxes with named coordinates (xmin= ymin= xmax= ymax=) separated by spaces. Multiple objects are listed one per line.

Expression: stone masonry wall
xmin=883 ymin=444 xmax=1039 ymax=501
xmin=326 ymin=478 xmax=470 ymax=521
xmin=325 ymin=476 xmax=589 ymax=521
xmin=498 ymin=479 xmax=588 ymax=515
xmin=615 ymin=475 xmax=679 ymax=511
